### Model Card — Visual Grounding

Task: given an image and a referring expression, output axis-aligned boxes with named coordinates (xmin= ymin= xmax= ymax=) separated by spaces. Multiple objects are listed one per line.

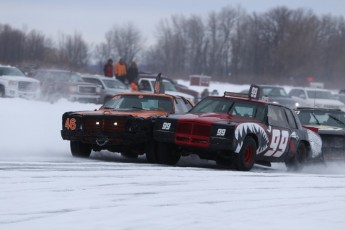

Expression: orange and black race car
xmin=61 ymin=93 xmax=193 ymax=162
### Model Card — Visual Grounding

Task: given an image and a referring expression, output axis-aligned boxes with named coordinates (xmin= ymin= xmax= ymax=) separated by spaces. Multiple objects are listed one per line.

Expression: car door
xmin=264 ymin=105 xmax=291 ymax=158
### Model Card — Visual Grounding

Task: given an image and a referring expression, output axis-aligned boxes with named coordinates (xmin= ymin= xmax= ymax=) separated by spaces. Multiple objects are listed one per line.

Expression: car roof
xmin=296 ymin=107 xmax=343 ymax=112
xmin=290 ymin=87 xmax=332 ymax=92
xmin=115 ymin=92 xmax=181 ymax=100
xmin=81 ymin=74 xmax=115 ymax=80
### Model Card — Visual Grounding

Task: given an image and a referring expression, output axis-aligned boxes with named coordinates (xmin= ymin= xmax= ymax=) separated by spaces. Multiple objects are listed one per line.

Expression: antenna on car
xmin=154 ymin=73 xmax=165 ymax=94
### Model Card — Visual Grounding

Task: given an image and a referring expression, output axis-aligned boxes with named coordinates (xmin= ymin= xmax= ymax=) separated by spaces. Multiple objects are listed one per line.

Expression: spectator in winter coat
xmin=103 ymin=59 xmax=113 ymax=77
xmin=127 ymin=61 xmax=138 ymax=84
xmin=114 ymin=58 xmax=127 ymax=83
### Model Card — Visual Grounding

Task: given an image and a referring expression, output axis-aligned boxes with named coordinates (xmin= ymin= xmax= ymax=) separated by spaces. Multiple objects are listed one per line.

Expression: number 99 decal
xmin=264 ymin=129 xmax=289 ymax=157
xmin=162 ymin=122 xmax=171 ymax=130
xmin=216 ymin=128 xmax=226 ymax=136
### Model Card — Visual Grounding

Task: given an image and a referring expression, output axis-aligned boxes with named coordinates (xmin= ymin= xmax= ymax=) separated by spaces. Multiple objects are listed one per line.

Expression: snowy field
xmin=1 ymin=82 xmax=345 ymax=230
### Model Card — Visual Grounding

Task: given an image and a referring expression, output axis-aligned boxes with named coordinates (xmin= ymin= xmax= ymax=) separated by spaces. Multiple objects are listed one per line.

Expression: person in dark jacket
xmin=127 ymin=61 xmax=138 ymax=84
xmin=103 ymin=59 xmax=113 ymax=77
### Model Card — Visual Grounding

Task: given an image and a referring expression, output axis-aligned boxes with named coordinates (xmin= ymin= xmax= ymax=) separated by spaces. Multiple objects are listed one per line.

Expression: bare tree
xmin=57 ymin=32 xmax=89 ymax=69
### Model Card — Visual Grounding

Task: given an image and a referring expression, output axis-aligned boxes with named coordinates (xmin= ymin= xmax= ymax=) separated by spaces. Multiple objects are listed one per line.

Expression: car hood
xmin=176 ymin=113 xmax=254 ymax=125
xmin=304 ymin=124 xmax=345 ymax=135
xmin=2 ymin=75 xmax=40 ymax=83
xmin=68 ymin=109 xmax=168 ymax=118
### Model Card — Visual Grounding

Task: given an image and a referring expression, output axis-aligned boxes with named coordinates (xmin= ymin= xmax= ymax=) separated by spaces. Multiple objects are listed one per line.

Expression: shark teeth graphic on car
xmin=234 ymin=123 xmax=269 ymax=153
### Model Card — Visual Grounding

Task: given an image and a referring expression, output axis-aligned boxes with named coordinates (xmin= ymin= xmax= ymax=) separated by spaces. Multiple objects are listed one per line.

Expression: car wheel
xmin=0 ymin=86 xmax=5 ymax=97
xmin=234 ymin=136 xmax=256 ymax=171
xmin=285 ymin=142 xmax=307 ymax=171
xmin=145 ymin=141 xmax=158 ymax=163
xmin=120 ymin=152 xmax=139 ymax=159
xmin=70 ymin=141 xmax=91 ymax=158
xmin=157 ymin=142 xmax=180 ymax=165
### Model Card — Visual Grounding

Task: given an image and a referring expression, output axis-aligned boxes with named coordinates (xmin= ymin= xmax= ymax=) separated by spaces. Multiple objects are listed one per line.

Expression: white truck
xmin=0 ymin=65 xmax=40 ymax=99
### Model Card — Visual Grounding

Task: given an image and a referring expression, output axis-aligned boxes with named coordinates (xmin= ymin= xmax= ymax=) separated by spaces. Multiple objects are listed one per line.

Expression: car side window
xmin=284 ymin=108 xmax=298 ymax=129
xmin=139 ymin=80 xmax=152 ymax=91
xmin=83 ymin=78 xmax=103 ymax=88
xmin=267 ymin=105 xmax=289 ymax=128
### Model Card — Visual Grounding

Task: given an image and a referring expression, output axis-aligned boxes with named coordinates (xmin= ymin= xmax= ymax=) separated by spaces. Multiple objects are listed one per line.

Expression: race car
xmin=61 ymin=93 xmax=193 ymax=162
xmin=295 ymin=107 xmax=345 ymax=160
xmin=150 ymin=85 xmax=323 ymax=171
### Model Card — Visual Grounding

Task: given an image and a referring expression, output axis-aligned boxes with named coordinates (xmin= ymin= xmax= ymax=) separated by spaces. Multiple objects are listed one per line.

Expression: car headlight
xmin=96 ymin=86 xmax=102 ymax=93
xmin=294 ymin=102 xmax=300 ymax=108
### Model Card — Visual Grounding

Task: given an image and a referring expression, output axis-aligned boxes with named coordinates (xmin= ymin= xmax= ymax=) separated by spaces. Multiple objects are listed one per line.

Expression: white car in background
xmin=137 ymin=76 xmax=195 ymax=103
xmin=0 ymin=64 xmax=40 ymax=99
xmin=288 ymin=87 xmax=345 ymax=110
xmin=80 ymin=74 xmax=130 ymax=104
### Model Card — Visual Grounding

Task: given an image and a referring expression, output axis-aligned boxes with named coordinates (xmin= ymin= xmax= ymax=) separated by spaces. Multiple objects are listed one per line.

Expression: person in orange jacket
xmin=114 ymin=58 xmax=127 ymax=84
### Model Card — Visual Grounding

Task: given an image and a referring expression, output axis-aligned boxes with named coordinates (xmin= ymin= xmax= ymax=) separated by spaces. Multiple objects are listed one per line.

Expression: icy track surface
xmin=1 ymin=87 xmax=345 ymax=230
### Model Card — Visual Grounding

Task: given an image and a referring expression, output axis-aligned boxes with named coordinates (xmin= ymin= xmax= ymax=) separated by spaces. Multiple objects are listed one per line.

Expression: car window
xmin=103 ymin=79 xmax=127 ymax=89
xmin=285 ymin=108 xmax=298 ymax=129
xmin=101 ymin=95 xmax=173 ymax=113
xmin=174 ymin=98 xmax=192 ymax=113
xmin=261 ymin=87 xmax=288 ymax=97
xmin=306 ymin=90 xmax=333 ymax=100
xmin=290 ymin=89 xmax=305 ymax=98
xmin=268 ymin=105 xmax=289 ymax=128
xmin=83 ymin=78 xmax=103 ymax=87
xmin=191 ymin=97 xmax=233 ymax=113
xmin=191 ymin=97 xmax=265 ymax=121
xmin=139 ymin=80 xmax=152 ymax=91
xmin=0 ymin=67 xmax=25 ymax=76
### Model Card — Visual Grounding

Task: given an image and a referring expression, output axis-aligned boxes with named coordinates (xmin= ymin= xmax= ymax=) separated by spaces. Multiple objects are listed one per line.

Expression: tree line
xmin=1 ymin=6 xmax=345 ymax=87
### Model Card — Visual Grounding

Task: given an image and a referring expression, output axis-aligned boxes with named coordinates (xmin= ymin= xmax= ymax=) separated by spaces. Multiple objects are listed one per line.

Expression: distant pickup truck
xmin=135 ymin=73 xmax=199 ymax=104
xmin=0 ymin=64 xmax=40 ymax=100
xmin=32 ymin=69 xmax=101 ymax=103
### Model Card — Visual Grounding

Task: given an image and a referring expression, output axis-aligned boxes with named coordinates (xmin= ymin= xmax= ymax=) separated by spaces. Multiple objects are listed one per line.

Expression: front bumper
xmin=61 ymin=130 xmax=150 ymax=146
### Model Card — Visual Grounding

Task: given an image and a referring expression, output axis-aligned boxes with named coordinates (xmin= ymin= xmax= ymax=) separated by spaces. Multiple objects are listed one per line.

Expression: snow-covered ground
xmin=1 ymin=81 xmax=345 ymax=230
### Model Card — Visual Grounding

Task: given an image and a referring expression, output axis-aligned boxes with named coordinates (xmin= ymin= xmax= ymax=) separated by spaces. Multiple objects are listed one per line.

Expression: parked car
xmin=288 ymin=87 xmax=345 ymax=110
xmin=150 ymin=85 xmax=323 ymax=171
xmin=242 ymin=85 xmax=303 ymax=109
xmin=61 ymin=93 xmax=193 ymax=162
xmin=0 ymin=64 xmax=40 ymax=99
xmin=295 ymin=107 xmax=345 ymax=160
xmin=32 ymin=69 xmax=101 ymax=103
xmin=135 ymin=73 xmax=198 ymax=103
xmin=80 ymin=74 xmax=130 ymax=104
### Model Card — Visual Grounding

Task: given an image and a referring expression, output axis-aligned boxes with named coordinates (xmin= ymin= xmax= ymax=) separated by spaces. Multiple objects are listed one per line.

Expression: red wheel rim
xmin=244 ymin=144 xmax=254 ymax=165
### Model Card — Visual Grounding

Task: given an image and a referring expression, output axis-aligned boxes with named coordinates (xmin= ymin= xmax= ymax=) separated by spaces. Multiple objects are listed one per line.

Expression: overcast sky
xmin=1 ymin=0 xmax=345 ymax=46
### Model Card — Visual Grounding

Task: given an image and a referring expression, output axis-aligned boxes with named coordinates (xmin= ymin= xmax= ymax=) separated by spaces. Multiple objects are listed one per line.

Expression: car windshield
xmin=147 ymin=79 xmax=177 ymax=91
xmin=0 ymin=67 xmax=25 ymax=77
xmin=306 ymin=90 xmax=334 ymax=99
xmin=103 ymin=79 xmax=127 ymax=89
xmin=261 ymin=87 xmax=288 ymax=97
xmin=297 ymin=110 xmax=345 ymax=128
xmin=190 ymin=97 xmax=266 ymax=121
xmin=101 ymin=95 xmax=173 ymax=113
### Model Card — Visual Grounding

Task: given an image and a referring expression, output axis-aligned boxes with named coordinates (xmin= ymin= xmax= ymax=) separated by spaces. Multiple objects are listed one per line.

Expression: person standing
xmin=114 ymin=58 xmax=127 ymax=83
xmin=127 ymin=61 xmax=138 ymax=84
xmin=103 ymin=59 xmax=113 ymax=77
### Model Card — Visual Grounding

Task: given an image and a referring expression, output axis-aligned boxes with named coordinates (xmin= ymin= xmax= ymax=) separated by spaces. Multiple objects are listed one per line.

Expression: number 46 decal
xmin=264 ymin=129 xmax=289 ymax=157
xmin=65 ymin=118 xmax=76 ymax=130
